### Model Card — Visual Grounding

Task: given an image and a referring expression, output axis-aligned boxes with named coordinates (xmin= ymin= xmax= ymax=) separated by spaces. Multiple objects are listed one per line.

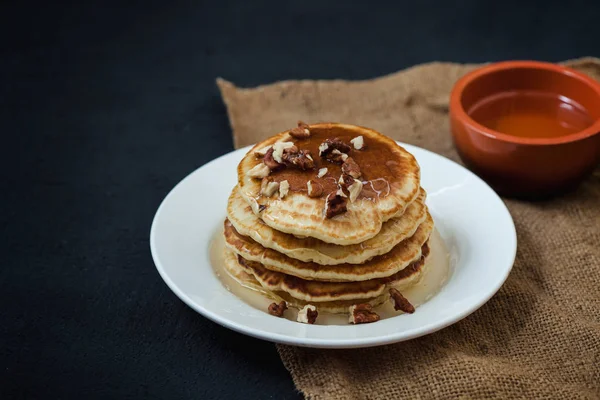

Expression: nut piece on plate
xmin=325 ymin=190 xmax=347 ymax=218
xmin=307 ymin=180 xmax=324 ymax=198
xmin=317 ymin=167 xmax=328 ymax=178
xmin=297 ymin=304 xmax=318 ymax=324
xmin=350 ymin=135 xmax=365 ymax=150
xmin=289 ymin=121 xmax=311 ymax=139
xmin=389 ymin=288 xmax=415 ymax=314
xmin=342 ymin=157 xmax=361 ymax=178
xmin=283 ymin=149 xmax=315 ymax=170
xmin=268 ymin=301 xmax=288 ymax=317
xmin=279 ymin=180 xmax=290 ymax=198
xmin=254 ymin=145 xmax=272 ymax=157
xmin=348 ymin=179 xmax=363 ymax=202
xmin=247 ymin=163 xmax=271 ymax=178
xmin=272 ymin=141 xmax=296 ymax=163
xmin=261 ymin=178 xmax=280 ymax=197
xmin=349 ymin=304 xmax=381 ymax=324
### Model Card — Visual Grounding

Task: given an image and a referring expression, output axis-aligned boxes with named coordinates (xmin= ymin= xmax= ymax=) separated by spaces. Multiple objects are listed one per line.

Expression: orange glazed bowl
xmin=450 ymin=61 xmax=600 ymax=198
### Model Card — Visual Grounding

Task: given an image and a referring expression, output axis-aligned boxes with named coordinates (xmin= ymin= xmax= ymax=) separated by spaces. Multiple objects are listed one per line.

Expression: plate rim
xmin=150 ymin=143 xmax=517 ymax=348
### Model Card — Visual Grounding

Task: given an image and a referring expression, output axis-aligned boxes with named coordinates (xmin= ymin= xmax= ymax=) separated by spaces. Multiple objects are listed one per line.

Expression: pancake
xmin=227 ymin=186 xmax=428 ymax=265
xmin=230 ymin=243 xmax=429 ymax=302
xmin=222 ymin=248 xmax=389 ymax=313
xmin=223 ymin=213 xmax=434 ymax=282
xmin=237 ymin=123 xmax=421 ymax=245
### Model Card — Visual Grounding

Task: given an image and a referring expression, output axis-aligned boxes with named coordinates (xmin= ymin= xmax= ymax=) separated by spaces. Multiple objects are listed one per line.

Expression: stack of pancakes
xmin=222 ymin=123 xmax=434 ymax=321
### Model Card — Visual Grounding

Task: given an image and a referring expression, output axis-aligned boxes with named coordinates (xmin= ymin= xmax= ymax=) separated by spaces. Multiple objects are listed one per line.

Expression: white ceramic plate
xmin=150 ymin=143 xmax=516 ymax=349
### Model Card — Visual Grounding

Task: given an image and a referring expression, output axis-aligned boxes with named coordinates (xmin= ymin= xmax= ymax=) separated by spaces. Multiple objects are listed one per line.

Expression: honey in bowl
xmin=467 ymin=90 xmax=594 ymax=139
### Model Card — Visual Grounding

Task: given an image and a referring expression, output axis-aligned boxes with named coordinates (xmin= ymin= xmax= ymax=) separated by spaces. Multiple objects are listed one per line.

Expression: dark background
xmin=1 ymin=1 xmax=598 ymax=398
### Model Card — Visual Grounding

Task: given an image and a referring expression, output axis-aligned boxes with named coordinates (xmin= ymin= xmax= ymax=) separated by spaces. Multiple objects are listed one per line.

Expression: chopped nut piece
xmin=254 ymin=145 xmax=272 ymax=157
xmin=349 ymin=304 xmax=381 ymax=324
xmin=389 ymin=288 xmax=415 ymax=314
xmin=325 ymin=191 xmax=347 ymax=218
xmin=332 ymin=149 xmax=349 ymax=162
xmin=336 ymin=188 xmax=347 ymax=198
xmin=289 ymin=127 xmax=310 ymax=139
xmin=282 ymin=149 xmax=315 ymax=170
xmin=324 ymin=150 xmax=347 ymax=164
xmin=339 ymin=173 xmax=354 ymax=189
xmin=297 ymin=305 xmax=318 ymax=324
xmin=319 ymin=138 xmax=351 ymax=156
xmin=350 ymin=135 xmax=365 ymax=150
xmin=272 ymin=141 xmax=295 ymax=163
xmin=279 ymin=180 xmax=290 ymax=198
xmin=290 ymin=121 xmax=311 ymax=139
xmin=318 ymin=142 xmax=329 ymax=156
xmin=307 ymin=180 xmax=323 ymax=198
xmin=247 ymin=163 xmax=271 ymax=178
xmin=261 ymin=178 xmax=280 ymax=197
xmin=263 ymin=147 xmax=283 ymax=170
xmin=342 ymin=157 xmax=361 ymax=178
xmin=268 ymin=301 xmax=287 ymax=317
xmin=317 ymin=168 xmax=328 ymax=178
xmin=348 ymin=179 xmax=363 ymax=202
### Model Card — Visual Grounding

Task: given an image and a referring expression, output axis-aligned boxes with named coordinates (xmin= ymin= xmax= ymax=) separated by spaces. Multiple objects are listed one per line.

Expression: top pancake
xmin=237 ymin=123 xmax=421 ymax=245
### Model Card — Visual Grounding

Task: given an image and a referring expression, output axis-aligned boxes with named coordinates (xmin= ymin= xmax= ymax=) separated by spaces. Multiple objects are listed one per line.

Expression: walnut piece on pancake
xmin=307 ymin=180 xmax=324 ymax=198
xmin=342 ymin=157 xmax=361 ymax=178
xmin=254 ymin=145 xmax=272 ymax=157
xmin=322 ymin=138 xmax=352 ymax=154
xmin=335 ymin=188 xmax=347 ymax=198
xmin=349 ymin=304 xmax=380 ymax=324
xmin=297 ymin=304 xmax=318 ymax=324
xmin=338 ymin=173 xmax=354 ymax=188
xmin=317 ymin=167 xmax=328 ymax=178
xmin=268 ymin=301 xmax=288 ymax=317
xmin=329 ymin=149 xmax=348 ymax=163
xmin=261 ymin=178 xmax=280 ymax=197
xmin=389 ymin=288 xmax=415 ymax=314
xmin=325 ymin=190 xmax=348 ymax=218
xmin=263 ymin=147 xmax=284 ymax=170
xmin=282 ymin=148 xmax=315 ymax=170
xmin=350 ymin=135 xmax=365 ymax=150
xmin=289 ymin=121 xmax=311 ymax=139
xmin=247 ymin=163 xmax=271 ymax=178
xmin=279 ymin=180 xmax=290 ymax=198
xmin=318 ymin=138 xmax=352 ymax=162
xmin=318 ymin=142 xmax=329 ymax=156
xmin=272 ymin=141 xmax=296 ymax=163
xmin=348 ymin=179 xmax=363 ymax=202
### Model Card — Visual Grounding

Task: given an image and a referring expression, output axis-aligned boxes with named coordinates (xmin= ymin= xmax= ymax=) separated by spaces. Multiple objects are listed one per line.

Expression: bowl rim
xmin=450 ymin=60 xmax=600 ymax=146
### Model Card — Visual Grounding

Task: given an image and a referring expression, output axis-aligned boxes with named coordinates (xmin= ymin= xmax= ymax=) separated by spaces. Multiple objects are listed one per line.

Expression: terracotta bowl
xmin=450 ymin=61 xmax=600 ymax=198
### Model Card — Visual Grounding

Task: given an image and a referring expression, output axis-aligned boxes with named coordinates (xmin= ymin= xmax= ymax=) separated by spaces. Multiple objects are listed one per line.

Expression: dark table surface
xmin=2 ymin=1 xmax=598 ymax=398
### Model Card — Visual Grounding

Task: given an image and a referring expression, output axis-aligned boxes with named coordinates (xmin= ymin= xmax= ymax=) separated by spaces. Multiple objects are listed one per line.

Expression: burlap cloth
xmin=217 ymin=58 xmax=600 ymax=400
